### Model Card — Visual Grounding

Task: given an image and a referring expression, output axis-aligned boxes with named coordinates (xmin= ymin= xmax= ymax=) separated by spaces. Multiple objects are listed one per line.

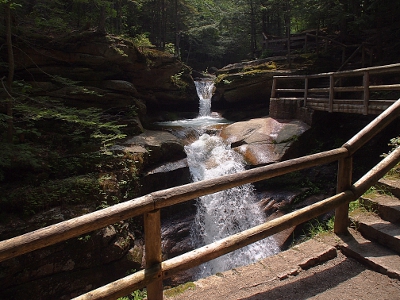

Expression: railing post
xmin=271 ymin=77 xmax=277 ymax=98
xmin=304 ymin=77 xmax=308 ymax=107
xmin=363 ymin=71 xmax=370 ymax=115
xmin=145 ymin=209 xmax=163 ymax=300
xmin=334 ymin=156 xmax=353 ymax=234
xmin=329 ymin=74 xmax=334 ymax=112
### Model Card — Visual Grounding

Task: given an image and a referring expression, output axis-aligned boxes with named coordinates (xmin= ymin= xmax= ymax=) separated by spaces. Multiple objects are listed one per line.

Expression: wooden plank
xmin=334 ymin=86 xmax=364 ymax=92
xmin=308 ymin=87 xmax=330 ymax=93
xmin=370 ymin=84 xmax=400 ymax=90
xmin=275 ymin=88 xmax=305 ymax=93
xmin=273 ymin=75 xmax=307 ymax=79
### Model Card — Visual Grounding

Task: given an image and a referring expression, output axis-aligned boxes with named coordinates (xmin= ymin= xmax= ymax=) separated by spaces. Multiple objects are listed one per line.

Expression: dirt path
xmin=165 ymin=235 xmax=400 ymax=300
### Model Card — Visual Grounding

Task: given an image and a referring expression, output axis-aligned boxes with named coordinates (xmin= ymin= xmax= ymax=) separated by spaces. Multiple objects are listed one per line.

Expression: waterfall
xmin=185 ymin=134 xmax=280 ymax=279
xmin=194 ymin=80 xmax=214 ymax=117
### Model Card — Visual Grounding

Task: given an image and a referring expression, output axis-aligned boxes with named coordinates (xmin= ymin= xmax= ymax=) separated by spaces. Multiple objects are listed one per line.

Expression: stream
xmin=159 ymin=79 xmax=280 ymax=279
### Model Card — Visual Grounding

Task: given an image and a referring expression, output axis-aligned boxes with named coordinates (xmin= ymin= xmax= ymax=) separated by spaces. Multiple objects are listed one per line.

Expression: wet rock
xmin=112 ymin=130 xmax=186 ymax=168
xmin=102 ymin=80 xmax=139 ymax=95
xmin=162 ymin=214 xmax=195 ymax=259
xmin=220 ymin=117 xmax=310 ymax=166
xmin=140 ymin=159 xmax=191 ymax=195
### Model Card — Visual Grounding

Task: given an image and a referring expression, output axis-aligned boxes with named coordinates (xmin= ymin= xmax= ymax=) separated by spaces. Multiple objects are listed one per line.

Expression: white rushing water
xmin=194 ymin=80 xmax=214 ymax=117
xmin=155 ymin=80 xmax=229 ymax=129
xmin=155 ymin=79 xmax=279 ymax=278
xmin=185 ymin=133 xmax=280 ymax=279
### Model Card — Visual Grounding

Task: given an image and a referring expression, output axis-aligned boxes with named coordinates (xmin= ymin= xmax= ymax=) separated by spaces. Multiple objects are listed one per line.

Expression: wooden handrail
xmin=1 ymin=96 xmax=400 ymax=298
xmin=0 ymin=148 xmax=348 ymax=262
xmin=75 ymin=145 xmax=400 ymax=300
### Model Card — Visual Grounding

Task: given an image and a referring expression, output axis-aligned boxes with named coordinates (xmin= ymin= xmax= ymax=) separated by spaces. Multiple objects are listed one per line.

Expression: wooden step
xmin=377 ymin=178 xmax=400 ymax=199
xmin=359 ymin=194 xmax=400 ymax=223
xmin=339 ymin=228 xmax=400 ymax=280
xmin=351 ymin=213 xmax=400 ymax=254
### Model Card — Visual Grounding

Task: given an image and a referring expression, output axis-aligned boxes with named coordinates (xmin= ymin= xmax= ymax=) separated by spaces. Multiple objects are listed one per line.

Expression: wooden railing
xmin=271 ymin=63 xmax=400 ymax=115
xmin=262 ymin=32 xmax=374 ymax=68
xmin=0 ymin=101 xmax=400 ymax=299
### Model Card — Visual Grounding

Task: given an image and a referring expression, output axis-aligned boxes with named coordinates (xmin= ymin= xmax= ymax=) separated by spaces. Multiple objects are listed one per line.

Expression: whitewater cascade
xmin=185 ymin=81 xmax=280 ymax=278
xmin=194 ymin=80 xmax=214 ymax=117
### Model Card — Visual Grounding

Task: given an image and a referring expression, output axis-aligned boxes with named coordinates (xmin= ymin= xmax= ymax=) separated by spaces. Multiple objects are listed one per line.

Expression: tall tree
xmin=1 ymin=0 xmax=18 ymax=142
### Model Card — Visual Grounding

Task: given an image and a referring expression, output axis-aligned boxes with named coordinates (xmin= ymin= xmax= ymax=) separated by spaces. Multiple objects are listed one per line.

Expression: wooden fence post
xmin=144 ymin=209 xmax=163 ymax=300
xmin=329 ymin=75 xmax=334 ymax=112
xmin=363 ymin=71 xmax=370 ymax=115
xmin=334 ymin=156 xmax=353 ymax=234
xmin=304 ymin=77 xmax=308 ymax=107
xmin=271 ymin=77 xmax=277 ymax=98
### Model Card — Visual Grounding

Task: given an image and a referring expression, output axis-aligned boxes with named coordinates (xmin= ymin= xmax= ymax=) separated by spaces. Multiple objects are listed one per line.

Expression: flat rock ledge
xmin=220 ymin=117 xmax=310 ymax=165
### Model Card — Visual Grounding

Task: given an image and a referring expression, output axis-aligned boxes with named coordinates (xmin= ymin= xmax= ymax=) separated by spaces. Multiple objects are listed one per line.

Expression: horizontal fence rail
xmin=0 ymin=98 xmax=399 ymax=299
xmin=74 ymin=145 xmax=400 ymax=300
xmin=271 ymin=63 xmax=400 ymax=115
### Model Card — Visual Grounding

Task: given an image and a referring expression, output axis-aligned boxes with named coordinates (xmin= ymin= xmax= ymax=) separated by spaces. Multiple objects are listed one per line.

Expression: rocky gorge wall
xmin=1 ymin=31 xmax=398 ymax=299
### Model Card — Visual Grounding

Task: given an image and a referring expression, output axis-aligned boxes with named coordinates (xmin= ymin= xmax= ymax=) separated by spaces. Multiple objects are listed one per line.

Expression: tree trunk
xmin=5 ymin=2 xmax=14 ymax=143
xmin=284 ymin=0 xmax=291 ymax=68
xmin=97 ymin=3 xmax=107 ymax=34
xmin=174 ymin=0 xmax=180 ymax=58
xmin=249 ymin=0 xmax=257 ymax=58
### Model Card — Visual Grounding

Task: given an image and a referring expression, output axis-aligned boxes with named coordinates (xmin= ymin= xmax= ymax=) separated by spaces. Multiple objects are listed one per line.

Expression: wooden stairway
xmin=343 ymin=172 xmax=400 ymax=279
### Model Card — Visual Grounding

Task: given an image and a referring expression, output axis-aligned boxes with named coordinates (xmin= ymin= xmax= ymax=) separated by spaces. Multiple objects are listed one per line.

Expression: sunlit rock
xmin=220 ymin=117 xmax=310 ymax=165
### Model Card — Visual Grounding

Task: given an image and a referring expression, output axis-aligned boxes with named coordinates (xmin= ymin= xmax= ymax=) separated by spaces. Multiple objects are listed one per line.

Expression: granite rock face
xmin=220 ymin=117 xmax=310 ymax=166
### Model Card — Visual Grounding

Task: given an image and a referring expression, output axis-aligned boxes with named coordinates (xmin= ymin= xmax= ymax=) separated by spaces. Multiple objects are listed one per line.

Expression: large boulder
xmin=220 ymin=117 xmax=310 ymax=166
xmin=211 ymin=60 xmax=293 ymax=120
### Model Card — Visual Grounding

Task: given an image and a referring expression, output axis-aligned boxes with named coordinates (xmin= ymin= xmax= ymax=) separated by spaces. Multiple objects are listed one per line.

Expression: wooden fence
xmin=271 ymin=63 xmax=400 ymax=115
xmin=262 ymin=32 xmax=373 ymax=69
xmin=0 ymin=100 xmax=399 ymax=299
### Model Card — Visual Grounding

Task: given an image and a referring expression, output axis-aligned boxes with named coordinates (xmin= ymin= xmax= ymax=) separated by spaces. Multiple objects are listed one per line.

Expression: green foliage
xmin=306 ymin=217 xmax=335 ymax=238
xmin=1 ymin=174 xmax=101 ymax=216
xmin=132 ymin=33 xmax=154 ymax=48
xmin=117 ymin=289 xmax=147 ymax=300
xmin=0 ymin=76 xmax=142 ymax=220
xmin=349 ymin=200 xmax=360 ymax=213
xmin=164 ymin=282 xmax=196 ymax=297
xmin=388 ymin=136 xmax=400 ymax=153
xmin=170 ymin=70 xmax=190 ymax=90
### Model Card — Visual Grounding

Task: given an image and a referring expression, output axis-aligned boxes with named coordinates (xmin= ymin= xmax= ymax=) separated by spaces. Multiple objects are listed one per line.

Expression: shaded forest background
xmin=2 ymin=0 xmax=400 ymax=69
xmin=0 ymin=1 xmax=399 ymax=298
xmin=0 ymin=0 xmax=399 ymax=222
